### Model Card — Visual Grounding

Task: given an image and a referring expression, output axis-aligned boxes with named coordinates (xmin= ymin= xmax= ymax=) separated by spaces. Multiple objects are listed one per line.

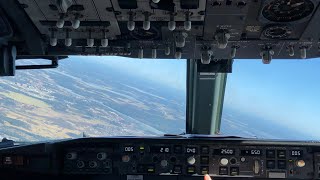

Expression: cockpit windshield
xmin=0 ymin=57 xmax=319 ymax=141
xmin=222 ymin=59 xmax=320 ymax=140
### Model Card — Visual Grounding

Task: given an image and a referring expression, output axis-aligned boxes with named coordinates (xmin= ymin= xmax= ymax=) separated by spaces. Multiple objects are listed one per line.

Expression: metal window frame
xmin=186 ymin=59 xmax=231 ymax=135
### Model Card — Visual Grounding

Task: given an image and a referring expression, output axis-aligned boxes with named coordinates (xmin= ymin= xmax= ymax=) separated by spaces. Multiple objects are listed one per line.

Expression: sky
xmin=72 ymin=56 xmax=320 ymax=139
xmin=76 ymin=56 xmax=187 ymax=91
xmin=225 ymin=59 xmax=320 ymax=138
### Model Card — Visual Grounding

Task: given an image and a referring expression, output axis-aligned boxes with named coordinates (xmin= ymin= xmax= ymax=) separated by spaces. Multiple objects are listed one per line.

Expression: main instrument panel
xmin=1 ymin=0 xmax=320 ymax=64
xmin=1 ymin=137 xmax=320 ymax=179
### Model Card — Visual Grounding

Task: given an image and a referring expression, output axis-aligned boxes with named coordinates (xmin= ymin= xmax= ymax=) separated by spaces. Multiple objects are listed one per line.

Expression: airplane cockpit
xmin=0 ymin=0 xmax=320 ymax=179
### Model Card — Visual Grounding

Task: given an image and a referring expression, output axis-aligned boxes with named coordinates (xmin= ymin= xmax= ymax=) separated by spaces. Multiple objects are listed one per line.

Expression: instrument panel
xmin=1 ymin=137 xmax=320 ymax=179
xmin=1 ymin=0 xmax=320 ymax=63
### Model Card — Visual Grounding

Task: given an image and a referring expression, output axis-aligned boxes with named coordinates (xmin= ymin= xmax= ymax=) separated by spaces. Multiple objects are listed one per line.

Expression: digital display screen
xmin=185 ymin=147 xmax=197 ymax=154
xmin=150 ymin=146 xmax=171 ymax=153
xmin=241 ymin=149 xmax=262 ymax=156
xmin=290 ymin=150 xmax=303 ymax=157
xmin=213 ymin=148 xmax=235 ymax=155
xmin=124 ymin=146 xmax=134 ymax=152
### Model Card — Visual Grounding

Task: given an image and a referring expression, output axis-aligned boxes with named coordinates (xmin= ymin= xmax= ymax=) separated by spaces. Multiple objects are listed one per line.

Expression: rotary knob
xmin=220 ymin=158 xmax=229 ymax=166
xmin=296 ymin=160 xmax=305 ymax=167
xmin=161 ymin=160 xmax=168 ymax=167
xmin=187 ymin=156 xmax=196 ymax=165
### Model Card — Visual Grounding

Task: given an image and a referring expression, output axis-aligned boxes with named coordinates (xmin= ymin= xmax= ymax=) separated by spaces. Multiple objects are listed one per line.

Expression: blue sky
xmin=225 ymin=59 xmax=320 ymax=138
xmin=69 ymin=56 xmax=320 ymax=138
xmin=79 ymin=56 xmax=187 ymax=91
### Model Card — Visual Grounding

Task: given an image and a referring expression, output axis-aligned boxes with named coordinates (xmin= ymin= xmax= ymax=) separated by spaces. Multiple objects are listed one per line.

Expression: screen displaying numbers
xmin=241 ymin=149 xmax=262 ymax=156
xmin=150 ymin=146 xmax=171 ymax=153
xmin=291 ymin=150 xmax=303 ymax=157
xmin=124 ymin=146 xmax=134 ymax=152
xmin=186 ymin=147 xmax=197 ymax=154
xmin=213 ymin=148 xmax=235 ymax=155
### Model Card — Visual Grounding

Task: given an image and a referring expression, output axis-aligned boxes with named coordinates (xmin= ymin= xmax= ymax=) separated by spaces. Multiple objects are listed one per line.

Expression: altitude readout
xmin=150 ymin=146 xmax=171 ymax=153
xmin=241 ymin=149 xmax=262 ymax=156
xmin=291 ymin=150 xmax=303 ymax=157
xmin=213 ymin=148 xmax=235 ymax=155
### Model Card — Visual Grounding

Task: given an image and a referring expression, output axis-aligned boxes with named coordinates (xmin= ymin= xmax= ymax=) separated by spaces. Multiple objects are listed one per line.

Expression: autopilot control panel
xmin=1 ymin=137 xmax=320 ymax=179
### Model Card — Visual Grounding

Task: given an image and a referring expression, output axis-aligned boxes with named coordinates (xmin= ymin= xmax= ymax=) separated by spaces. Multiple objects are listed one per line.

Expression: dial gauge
xmin=262 ymin=0 xmax=314 ymax=22
xmin=263 ymin=25 xmax=292 ymax=39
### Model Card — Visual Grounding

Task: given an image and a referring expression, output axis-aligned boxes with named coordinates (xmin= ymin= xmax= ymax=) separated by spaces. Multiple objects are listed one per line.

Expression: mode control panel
xmin=61 ymin=138 xmax=317 ymax=179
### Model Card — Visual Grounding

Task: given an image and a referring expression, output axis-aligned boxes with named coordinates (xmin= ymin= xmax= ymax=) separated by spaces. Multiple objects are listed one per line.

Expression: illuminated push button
xmin=296 ymin=160 xmax=305 ymax=167
xmin=240 ymin=157 xmax=246 ymax=162
xmin=266 ymin=150 xmax=275 ymax=158
xmin=122 ymin=155 xmax=130 ymax=162
xmin=147 ymin=165 xmax=155 ymax=173
xmin=201 ymin=146 xmax=209 ymax=154
xmin=187 ymin=156 xmax=196 ymax=165
xmin=278 ymin=160 xmax=287 ymax=169
xmin=230 ymin=167 xmax=239 ymax=176
xmin=220 ymin=158 xmax=228 ymax=166
xmin=267 ymin=160 xmax=275 ymax=169
xmin=201 ymin=166 xmax=209 ymax=174
xmin=219 ymin=167 xmax=228 ymax=175
xmin=187 ymin=166 xmax=196 ymax=174
xmin=277 ymin=150 xmax=286 ymax=159
xmin=200 ymin=156 xmax=209 ymax=164
xmin=173 ymin=165 xmax=182 ymax=174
